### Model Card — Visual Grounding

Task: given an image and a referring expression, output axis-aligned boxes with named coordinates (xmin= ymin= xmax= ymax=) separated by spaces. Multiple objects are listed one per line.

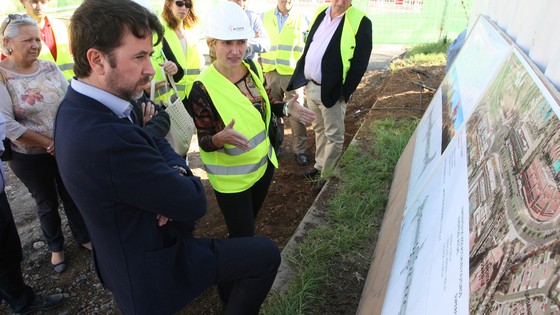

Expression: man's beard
xmin=105 ymin=55 xmax=151 ymax=100
xmin=107 ymin=72 xmax=150 ymax=101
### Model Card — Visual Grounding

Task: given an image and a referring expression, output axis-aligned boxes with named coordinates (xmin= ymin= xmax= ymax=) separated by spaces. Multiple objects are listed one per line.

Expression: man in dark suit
xmin=288 ymin=0 xmax=372 ymax=193
xmin=53 ymin=1 xmax=280 ymax=314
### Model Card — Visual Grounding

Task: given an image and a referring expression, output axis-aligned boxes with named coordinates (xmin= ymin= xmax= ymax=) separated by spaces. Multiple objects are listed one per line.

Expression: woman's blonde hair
xmin=162 ymin=0 xmax=199 ymax=30
xmin=206 ymin=38 xmax=217 ymax=63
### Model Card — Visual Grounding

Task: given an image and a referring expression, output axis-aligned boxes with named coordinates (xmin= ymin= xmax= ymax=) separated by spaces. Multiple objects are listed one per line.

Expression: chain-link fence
xmin=3 ymin=0 xmax=472 ymax=44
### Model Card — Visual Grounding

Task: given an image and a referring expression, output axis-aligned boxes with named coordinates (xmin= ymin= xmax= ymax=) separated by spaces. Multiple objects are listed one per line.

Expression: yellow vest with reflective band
xmin=151 ymin=23 xmax=202 ymax=102
xmin=261 ymin=9 xmax=307 ymax=75
xmin=311 ymin=5 xmax=365 ymax=84
xmin=195 ymin=62 xmax=278 ymax=193
xmin=39 ymin=18 xmax=74 ymax=81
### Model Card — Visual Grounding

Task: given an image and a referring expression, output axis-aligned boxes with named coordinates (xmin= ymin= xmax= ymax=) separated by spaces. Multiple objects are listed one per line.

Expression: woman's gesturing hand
xmin=212 ymin=119 xmax=250 ymax=151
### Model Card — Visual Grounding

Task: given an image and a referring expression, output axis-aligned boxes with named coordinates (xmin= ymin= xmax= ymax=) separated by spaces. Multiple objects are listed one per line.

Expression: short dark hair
xmin=70 ymin=0 xmax=164 ymax=78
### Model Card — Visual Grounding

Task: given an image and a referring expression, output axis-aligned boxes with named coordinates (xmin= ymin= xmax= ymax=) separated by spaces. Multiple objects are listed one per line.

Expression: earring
xmin=9 ymin=49 xmax=13 ymax=54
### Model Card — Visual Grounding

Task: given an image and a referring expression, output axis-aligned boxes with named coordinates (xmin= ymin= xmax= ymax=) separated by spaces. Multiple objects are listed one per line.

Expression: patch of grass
xmin=408 ymin=41 xmax=450 ymax=56
xmin=391 ymin=41 xmax=450 ymax=70
xmin=261 ymin=117 xmax=417 ymax=314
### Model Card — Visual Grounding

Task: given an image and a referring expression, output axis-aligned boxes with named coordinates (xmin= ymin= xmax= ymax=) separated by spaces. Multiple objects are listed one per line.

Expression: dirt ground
xmin=0 ymin=64 xmax=445 ymax=314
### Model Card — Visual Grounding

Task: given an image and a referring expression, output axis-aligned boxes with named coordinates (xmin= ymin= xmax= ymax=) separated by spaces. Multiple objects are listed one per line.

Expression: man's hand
xmin=156 ymin=214 xmax=170 ymax=226
xmin=141 ymin=102 xmax=158 ymax=124
xmin=288 ymin=94 xmax=316 ymax=125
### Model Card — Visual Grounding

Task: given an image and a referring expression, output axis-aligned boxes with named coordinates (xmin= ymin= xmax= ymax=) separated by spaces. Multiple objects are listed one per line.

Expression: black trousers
xmin=208 ymin=236 xmax=281 ymax=315
xmin=214 ymin=161 xmax=275 ymax=238
xmin=10 ymin=152 xmax=90 ymax=252
xmin=0 ymin=191 xmax=36 ymax=313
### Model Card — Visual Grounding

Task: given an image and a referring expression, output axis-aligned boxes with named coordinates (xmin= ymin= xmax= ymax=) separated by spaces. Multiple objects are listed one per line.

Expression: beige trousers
xmin=305 ymin=81 xmax=347 ymax=174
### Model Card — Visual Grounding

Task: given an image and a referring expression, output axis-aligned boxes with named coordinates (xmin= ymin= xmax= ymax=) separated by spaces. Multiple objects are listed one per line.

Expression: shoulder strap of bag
xmin=162 ymin=37 xmax=184 ymax=82
xmin=162 ymin=66 xmax=180 ymax=99
xmin=151 ymin=53 xmax=181 ymax=108
xmin=244 ymin=58 xmax=266 ymax=85
xmin=245 ymin=58 xmax=258 ymax=75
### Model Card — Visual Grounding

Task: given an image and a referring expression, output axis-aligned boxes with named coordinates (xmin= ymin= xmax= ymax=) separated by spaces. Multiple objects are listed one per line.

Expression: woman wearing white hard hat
xmin=186 ymin=1 xmax=315 ymax=238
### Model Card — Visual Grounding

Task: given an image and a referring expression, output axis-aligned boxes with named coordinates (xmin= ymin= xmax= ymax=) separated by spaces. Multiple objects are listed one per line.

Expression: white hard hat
xmin=203 ymin=1 xmax=254 ymax=40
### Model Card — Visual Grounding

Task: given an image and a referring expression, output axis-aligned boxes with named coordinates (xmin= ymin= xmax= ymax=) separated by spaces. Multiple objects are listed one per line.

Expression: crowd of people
xmin=0 ymin=0 xmax=372 ymax=313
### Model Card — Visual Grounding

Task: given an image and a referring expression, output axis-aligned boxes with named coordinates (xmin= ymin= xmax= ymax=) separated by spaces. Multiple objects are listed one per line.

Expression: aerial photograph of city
xmin=467 ymin=50 xmax=560 ymax=315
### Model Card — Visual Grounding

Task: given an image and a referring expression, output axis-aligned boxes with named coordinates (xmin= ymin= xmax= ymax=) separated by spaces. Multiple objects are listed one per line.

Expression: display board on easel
xmin=358 ymin=15 xmax=560 ymax=315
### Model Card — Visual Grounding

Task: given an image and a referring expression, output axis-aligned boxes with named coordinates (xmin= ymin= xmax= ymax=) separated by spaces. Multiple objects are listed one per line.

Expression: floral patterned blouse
xmin=0 ymin=59 xmax=67 ymax=154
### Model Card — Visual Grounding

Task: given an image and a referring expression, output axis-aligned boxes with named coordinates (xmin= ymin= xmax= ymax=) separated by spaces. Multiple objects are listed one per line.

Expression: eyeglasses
xmin=175 ymin=0 xmax=192 ymax=8
xmin=0 ymin=14 xmax=29 ymax=36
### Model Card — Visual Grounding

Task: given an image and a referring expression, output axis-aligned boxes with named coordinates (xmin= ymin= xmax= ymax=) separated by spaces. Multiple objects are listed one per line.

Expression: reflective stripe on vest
xmin=196 ymin=62 xmax=278 ymax=193
xmin=310 ymin=6 xmax=365 ymax=84
xmin=261 ymin=9 xmax=307 ymax=75
xmin=205 ymin=132 xmax=276 ymax=176
xmin=39 ymin=18 xmax=74 ymax=80
xmin=205 ymin=154 xmax=269 ymax=176
xmin=186 ymin=69 xmax=201 ymax=75
xmin=218 ymin=130 xmax=267 ymax=156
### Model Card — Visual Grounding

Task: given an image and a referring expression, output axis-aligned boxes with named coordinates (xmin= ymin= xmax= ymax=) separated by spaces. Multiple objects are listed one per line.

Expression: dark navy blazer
xmin=54 ymin=87 xmax=216 ymax=315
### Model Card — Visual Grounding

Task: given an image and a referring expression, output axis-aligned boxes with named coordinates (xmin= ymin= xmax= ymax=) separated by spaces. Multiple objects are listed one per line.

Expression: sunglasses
xmin=0 ymin=14 xmax=29 ymax=36
xmin=175 ymin=0 xmax=192 ymax=8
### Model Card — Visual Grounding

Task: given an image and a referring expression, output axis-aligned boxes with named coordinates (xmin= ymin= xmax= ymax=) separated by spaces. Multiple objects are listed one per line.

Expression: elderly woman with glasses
xmin=150 ymin=0 xmax=203 ymax=103
xmin=0 ymin=14 xmax=91 ymax=274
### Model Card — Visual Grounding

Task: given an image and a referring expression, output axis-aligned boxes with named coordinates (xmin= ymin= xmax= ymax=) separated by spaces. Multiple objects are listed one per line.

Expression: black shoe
xmin=50 ymin=261 xmax=67 ymax=274
xmin=295 ymin=153 xmax=309 ymax=166
xmin=16 ymin=293 xmax=64 ymax=315
xmin=302 ymin=168 xmax=320 ymax=180
xmin=312 ymin=178 xmax=327 ymax=193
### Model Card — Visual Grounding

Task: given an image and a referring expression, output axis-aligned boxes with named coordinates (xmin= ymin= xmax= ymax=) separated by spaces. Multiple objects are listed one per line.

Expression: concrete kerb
xmin=270 ymin=44 xmax=407 ymax=292
xmin=368 ymin=44 xmax=408 ymax=71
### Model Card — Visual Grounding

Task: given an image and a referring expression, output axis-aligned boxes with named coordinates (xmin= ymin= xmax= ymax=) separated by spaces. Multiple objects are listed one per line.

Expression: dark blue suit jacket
xmin=54 ymin=87 xmax=216 ymax=314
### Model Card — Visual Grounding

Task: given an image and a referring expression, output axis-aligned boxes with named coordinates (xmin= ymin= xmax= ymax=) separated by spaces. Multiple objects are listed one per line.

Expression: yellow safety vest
xmin=261 ymin=8 xmax=307 ymax=75
xmin=151 ymin=23 xmax=202 ymax=102
xmin=311 ymin=5 xmax=365 ymax=83
xmin=39 ymin=18 xmax=74 ymax=80
xmin=195 ymin=62 xmax=278 ymax=193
